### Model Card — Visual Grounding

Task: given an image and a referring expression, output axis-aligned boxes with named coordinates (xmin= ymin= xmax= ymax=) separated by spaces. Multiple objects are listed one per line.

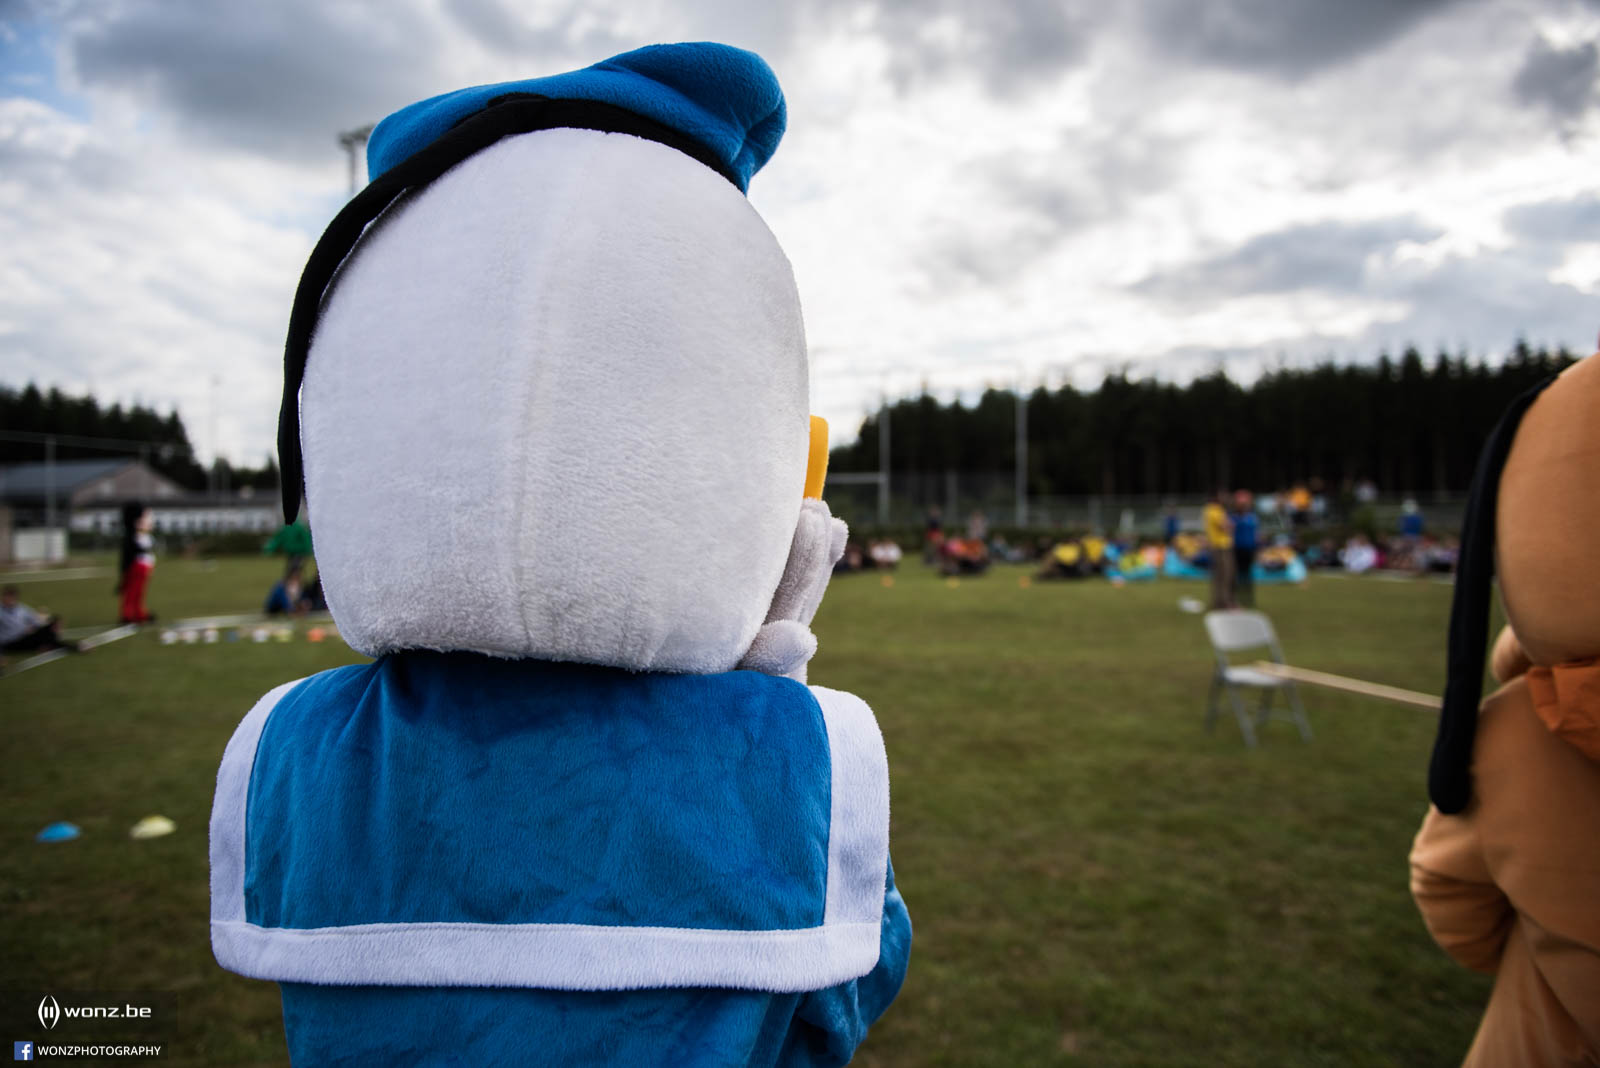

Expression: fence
xmin=822 ymin=470 xmax=1469 ymax=543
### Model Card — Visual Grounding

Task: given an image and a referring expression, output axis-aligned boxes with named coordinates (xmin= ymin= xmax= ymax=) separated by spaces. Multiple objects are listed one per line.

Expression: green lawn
xmin=0 ymin=556 xmax=1490 ymax=1065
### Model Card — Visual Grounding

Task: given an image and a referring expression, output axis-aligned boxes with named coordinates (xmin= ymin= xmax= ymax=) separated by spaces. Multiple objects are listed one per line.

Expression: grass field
xmin=0 ymin=555 xmax=1492 ymax=1066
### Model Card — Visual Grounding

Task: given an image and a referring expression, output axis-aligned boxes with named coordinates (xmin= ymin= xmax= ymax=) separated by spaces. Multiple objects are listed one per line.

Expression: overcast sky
xmin=2 ymin=0 xmax=1598 ymax=463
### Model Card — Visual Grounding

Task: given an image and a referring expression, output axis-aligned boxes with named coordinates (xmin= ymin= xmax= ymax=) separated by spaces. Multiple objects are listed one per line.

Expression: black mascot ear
xmin=1427 ymin=376 xmax=1554 ymax=814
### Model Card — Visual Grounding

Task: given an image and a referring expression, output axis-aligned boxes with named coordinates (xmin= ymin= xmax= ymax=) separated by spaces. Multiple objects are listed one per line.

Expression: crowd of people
xmin=0 ymin=510 xmax=335 ymax=673
xmin=829 ymin=486 xmax=1459 ymax=597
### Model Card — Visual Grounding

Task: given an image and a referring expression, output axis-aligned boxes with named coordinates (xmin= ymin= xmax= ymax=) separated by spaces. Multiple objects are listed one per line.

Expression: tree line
xmin=829 ymin=342 xmax=1581 ymax=498
xmin=0 ymin=383 xmax=278 ymax=493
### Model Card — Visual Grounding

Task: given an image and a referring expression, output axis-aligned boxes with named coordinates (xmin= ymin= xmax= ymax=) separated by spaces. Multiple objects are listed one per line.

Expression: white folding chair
xmin=1202 ymin=610 xmax=1313 ymax=747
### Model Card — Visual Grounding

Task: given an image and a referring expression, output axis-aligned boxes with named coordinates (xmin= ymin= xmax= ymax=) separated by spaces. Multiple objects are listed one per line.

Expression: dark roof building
xmin=0 ymin=459 xmax=185 ymax=511
xmin=2 ymin=460 xmax=282 ymax=535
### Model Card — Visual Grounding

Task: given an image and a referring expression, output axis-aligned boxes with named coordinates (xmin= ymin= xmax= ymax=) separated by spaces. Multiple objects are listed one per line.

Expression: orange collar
xmin=1526 ymin=659 xmax=1600 ymax=762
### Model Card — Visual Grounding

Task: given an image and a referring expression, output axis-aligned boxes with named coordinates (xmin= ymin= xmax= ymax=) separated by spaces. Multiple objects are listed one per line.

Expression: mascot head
xmin=1430 ymin=352 xmax=1600 ymax=812
xmin=1494 ymin=355 xmax=1600 ymax=669
xmin=278 ymin=44 xmax=827 ymax=673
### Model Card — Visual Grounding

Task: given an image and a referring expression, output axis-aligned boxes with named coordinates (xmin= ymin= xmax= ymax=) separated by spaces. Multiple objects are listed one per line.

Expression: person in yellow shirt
xmin=1289 ymin=484 xmax=1312 ymax=525
xmin=1203 ymin=491 xmax=1234 ymax=609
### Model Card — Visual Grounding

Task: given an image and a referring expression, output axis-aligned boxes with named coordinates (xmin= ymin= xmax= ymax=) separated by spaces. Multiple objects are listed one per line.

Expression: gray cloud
xmin=1504 ymin=193 xmax=1600 ymax=245
xmin=1140 ymin=0 xmax=1463 ymax=79
xmin=0 ymin=127 xmax=121 ymax=190
xmin=1512 ymin=33 xmax=1598 ymax=120
xmin=854 ymin=0 xmax=1094 ymax=96
xmin=0 ymin=0 xmax=46 ymax=22
xmin=61 ymin=1 xmax=450 ymax=161
xmin=442 ymin=0 xmax=632 ymax=62
xmin=1373 ymin=250 xmax=1594 ymax=353
xmin=920 ymin=124 xmax=1188 ymax=289
xmin=8 ymin=0 xmax=1598 ymax=462
xmin=1131 ymin=221 xmax=1596 ymax=373
xmin=1135 ymin=217 xmax=1443 ymax=302
xmin=43 ymin=0 xmax=1087 ymax=175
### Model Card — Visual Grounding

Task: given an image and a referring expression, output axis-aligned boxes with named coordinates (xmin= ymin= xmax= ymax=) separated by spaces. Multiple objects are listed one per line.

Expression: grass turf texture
xmin=0 ymin=556 xmax=1492 ymax=1066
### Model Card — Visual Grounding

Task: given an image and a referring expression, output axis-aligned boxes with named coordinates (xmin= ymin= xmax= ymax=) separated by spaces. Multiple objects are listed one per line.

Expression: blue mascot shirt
xmin=210 ymin=653 xmax=909 ymax=1066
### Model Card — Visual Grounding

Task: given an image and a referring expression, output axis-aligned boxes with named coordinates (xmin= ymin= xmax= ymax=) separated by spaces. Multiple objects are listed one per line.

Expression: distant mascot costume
xmin=210 ymin=44 xmax=911 ymax=1066
xmin=1410 ymin=353 xmax=1600 ymax=1066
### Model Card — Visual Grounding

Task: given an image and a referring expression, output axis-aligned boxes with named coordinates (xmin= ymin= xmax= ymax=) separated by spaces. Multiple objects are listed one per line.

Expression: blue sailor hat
xmin=368 ymin=42 xmax=786 ymax=192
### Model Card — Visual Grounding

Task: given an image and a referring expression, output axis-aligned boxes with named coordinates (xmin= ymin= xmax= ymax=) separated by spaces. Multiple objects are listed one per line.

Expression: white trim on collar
xmin=209 ymin=678 xmax=889 ymax=992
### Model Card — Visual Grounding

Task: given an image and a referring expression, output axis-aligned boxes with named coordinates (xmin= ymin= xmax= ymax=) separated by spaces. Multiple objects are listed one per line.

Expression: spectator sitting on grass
xmin=987 ymin=534 xmax=1027 ymax=564
xmin=833 ymin=540 xmax=866 ymax=575
xmin=1035 ymin=540 xmax=1087 ymax=580
xmin=0 ymin=585 xmax=78 ymax=655
xmin=1258 ymin=543 xmax=1296 ymax=574
xmin=1080 ymin=534 xmax=1110 ymax=575
xmin=1428 ymin=536 xmax=1459 ymax=573
xmin=1172 ymin=530 xmax=1209 ymax=567
xmin=1304 ymin=538 xmax=1339 ymax=569
xmin=940 ymin=535 xmax=990 ymax=576
xmin=1342 ymin=534 xmax=1379 ymax=574
xmin=264 ymin=563 xmax=309 ymax=617
xmin=868 ymin=538 xmax=902 ymax=570
xmin=301 ymin=566 xmax=328 ymax=612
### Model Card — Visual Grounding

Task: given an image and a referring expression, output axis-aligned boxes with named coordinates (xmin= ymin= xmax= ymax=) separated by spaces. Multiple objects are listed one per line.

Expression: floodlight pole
xmin=878 ymin=394 xmax=891 ymax=526
xmin=44 ymin=435 xmax=56 ymax=532
xmin=208 ymin=373 xmax=220 ymax=500
xmin=1015 ymin=366 xmax=1028 ymax=527
xmin=338 ymin=124 xmax=375 ymax=198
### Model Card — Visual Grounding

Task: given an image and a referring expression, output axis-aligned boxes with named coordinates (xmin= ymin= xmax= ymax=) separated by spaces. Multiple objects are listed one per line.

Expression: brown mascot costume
xmin=1410 ymin=352 xmax=1600 ymax=1065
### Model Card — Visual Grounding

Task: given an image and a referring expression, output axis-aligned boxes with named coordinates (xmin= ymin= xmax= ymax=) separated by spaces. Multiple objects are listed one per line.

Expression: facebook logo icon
xmin=13 ymin=1042 xmax=32 ymax=1061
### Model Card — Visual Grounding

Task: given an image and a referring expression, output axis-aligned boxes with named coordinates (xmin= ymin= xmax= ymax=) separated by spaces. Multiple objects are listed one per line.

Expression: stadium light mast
xmin=1014 ymin=365 xmax=1028 ymax=527
xmin=338 ymin=124 xmax=375 ymax=198
xmin=878 ymin=384 xmax=891 ymax=526
xmin=44 ymin=435 xmax=56 ymax=533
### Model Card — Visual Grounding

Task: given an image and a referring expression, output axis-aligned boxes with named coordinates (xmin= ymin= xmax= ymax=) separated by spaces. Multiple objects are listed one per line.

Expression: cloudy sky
xmin=2 ymin=0 xmax=1598 ymax=463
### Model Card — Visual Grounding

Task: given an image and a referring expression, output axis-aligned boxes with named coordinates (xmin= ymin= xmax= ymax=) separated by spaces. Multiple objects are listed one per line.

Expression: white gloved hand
xmin=736 ymin=498 xmax=848 ymax=682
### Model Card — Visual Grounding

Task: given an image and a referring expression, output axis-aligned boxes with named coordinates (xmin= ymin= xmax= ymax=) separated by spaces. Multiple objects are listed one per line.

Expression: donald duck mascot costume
xmin=210 ymin=43 xmax=911 ymax=1066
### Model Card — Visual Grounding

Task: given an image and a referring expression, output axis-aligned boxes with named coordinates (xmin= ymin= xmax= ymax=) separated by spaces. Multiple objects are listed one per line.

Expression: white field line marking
xmin=165 ymin=612 xmax=335 ymax=630
xmin=3 ymin=648 xmax=69 ymax=674
xmin=78 ymin=624 xmax=140 ymax=650
xmin=2 ymin=623 xmax=140 ymax=677
xmin=0 ymin=567 xmax=113 ymax=582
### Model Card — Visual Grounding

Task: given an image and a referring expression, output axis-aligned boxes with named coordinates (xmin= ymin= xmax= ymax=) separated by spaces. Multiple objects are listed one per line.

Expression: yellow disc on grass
xmin=130 ymin=815 xmax=176 ymax=840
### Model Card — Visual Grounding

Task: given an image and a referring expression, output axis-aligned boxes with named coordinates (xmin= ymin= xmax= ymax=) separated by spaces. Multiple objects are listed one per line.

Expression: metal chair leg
xmin=1288 ymin=683 xmax=1313 ymax=741
xmin=1228 ymin=686 xmax=1259 ymax=747
xmin=1206 ymin=674 xmax=1221 ymax=733
xmin=1256 ymin=687 xmax=1275 ymax=729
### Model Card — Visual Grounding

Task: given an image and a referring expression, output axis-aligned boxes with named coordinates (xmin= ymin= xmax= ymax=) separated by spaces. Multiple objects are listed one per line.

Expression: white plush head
xmin=300 ymin=127 xmax=809 ymax=672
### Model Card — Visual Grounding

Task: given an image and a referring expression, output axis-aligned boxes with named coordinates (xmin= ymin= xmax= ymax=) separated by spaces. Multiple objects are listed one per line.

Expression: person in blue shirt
xmin=1231 ymin=490 xmax=1260 ymax=608
xmin=1400 ymin=499 xmax=1425 ymax=540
